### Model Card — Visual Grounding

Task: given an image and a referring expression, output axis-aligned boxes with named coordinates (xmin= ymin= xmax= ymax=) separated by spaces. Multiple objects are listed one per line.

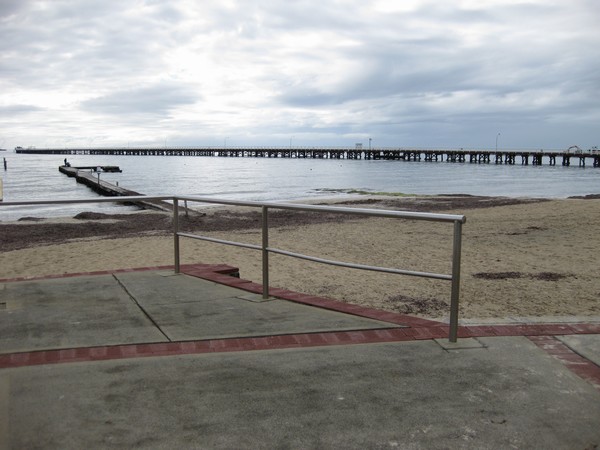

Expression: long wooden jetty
xmin=17 ymin=146 xmax=600 ymax=167
xmin=59 ymin=165 xmax=172 ymax=212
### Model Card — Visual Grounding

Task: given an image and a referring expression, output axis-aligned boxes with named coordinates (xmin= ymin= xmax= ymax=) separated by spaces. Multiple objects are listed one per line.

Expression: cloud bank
xmin=1 ymin=0 xmax=598 ymax=149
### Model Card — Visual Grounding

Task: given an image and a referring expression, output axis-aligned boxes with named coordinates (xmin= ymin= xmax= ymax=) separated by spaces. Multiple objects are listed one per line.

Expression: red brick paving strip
xmin=0 ymin=329 xmax=416 ymax=369
xmin=528 ymin=336 xmax=600 ymax=391
xmin=2 ymin=323 xmax=600 ymax=371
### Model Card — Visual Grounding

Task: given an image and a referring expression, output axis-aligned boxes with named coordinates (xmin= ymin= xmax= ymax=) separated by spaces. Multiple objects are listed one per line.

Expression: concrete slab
xmin=115 ymin=272 xmax=402 ymax=341
xmin=114 ymin=271 xmax=244 ymax=305
xmin=0 ymin=276 xmax=166 ymax=353
xmin=557 ymin=335 xmax=600 ymax=366
xmin=144 ymin=296 xmax=399 ymax=341
xmin=2 ymin=268 xmax=600 ymax=448
xmin=0 ymin=271 xmax=401 ymax=353
xmin=3 ymin=338 xmax=600 ymax=449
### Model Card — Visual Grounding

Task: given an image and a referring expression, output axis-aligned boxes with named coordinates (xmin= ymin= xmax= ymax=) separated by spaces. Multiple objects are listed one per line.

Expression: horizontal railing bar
xmin=177 ymin=231 xmax=450 ymax=281
xmin=177 ymin=232 xmax=262 ymax=251
xmin=2 ymin=195 xmax=466 ymax=223
xmin=271 ymin=203 xmax=464 ymax=223
xmin=177 ymin=195 xmax=466 ymax=224
xmin=267 ymin=247 xmax=453 ymax=281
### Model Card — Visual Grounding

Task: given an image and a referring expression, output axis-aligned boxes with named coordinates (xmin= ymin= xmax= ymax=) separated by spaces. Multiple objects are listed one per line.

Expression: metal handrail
xmin=176 ymin=197 xmax=465 ymax=341
xmin=1 ymin=195 xmax=466 ymax=341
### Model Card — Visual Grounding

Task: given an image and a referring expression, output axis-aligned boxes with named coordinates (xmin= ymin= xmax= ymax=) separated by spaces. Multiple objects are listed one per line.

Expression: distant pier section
xmin=16 ymin=146 xmax=600 ymax=167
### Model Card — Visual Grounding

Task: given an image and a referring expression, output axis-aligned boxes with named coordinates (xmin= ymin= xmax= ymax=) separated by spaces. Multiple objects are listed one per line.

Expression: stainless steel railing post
xmin=448 ymin=220 xmax=463 ymax=342
xmin=262 ymin=205 xmax=269 ymax=299
xmin=173 ymin=198 xmax=180 ymax=273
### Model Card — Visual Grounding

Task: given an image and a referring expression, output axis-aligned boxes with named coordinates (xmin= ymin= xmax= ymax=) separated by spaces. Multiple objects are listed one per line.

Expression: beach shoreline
xmin=1 ymin=194 xmax=599 ymax=321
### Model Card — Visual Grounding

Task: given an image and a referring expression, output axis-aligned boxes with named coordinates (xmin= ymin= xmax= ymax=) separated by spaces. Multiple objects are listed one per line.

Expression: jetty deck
xmin=16 ymin=146 xmax=600 ymax=167
xmin=59 ymin=165 xmax=172 ymax=212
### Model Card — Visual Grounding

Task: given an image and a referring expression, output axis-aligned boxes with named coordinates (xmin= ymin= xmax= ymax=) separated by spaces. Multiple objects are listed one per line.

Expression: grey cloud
xmin=0 ymin=0 xmax=184 ymax=90
xmin=81 ymin=82 xmax=199 ymax=116
xmin=0 ymin=0 xmax=24 ymax=19
xmin=0 ymin=104 xmax=43 ymax=115
xmin=272 ymin=0 xmax=599 ymax=131
xmin=276 ymin=54 xmax=487 ymax=108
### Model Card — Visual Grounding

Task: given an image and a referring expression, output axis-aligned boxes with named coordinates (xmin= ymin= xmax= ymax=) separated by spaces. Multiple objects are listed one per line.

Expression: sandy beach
xmin=1 ymin=195 xmax=599 ymax=321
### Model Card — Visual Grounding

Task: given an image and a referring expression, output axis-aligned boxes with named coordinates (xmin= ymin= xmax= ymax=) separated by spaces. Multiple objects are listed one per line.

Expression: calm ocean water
xmin=1 ymin=152 xmax=598 ymax=220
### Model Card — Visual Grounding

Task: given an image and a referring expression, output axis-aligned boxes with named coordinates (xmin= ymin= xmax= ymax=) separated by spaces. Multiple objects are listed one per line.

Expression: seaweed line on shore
xmin=0 ymin=195 xmax=547 ymax=252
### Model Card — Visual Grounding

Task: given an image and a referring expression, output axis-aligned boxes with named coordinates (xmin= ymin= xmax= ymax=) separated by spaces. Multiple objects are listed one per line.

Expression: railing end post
xmin=173 ymin=198 xmax=180 ymax=274
xmin=448 ymin=219 xmax=463 ymax=343
xmin=262 ymin=205 xmax=269 ymax=299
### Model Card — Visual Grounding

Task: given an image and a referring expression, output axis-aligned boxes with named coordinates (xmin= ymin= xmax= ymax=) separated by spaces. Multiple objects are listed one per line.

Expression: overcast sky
xmin=1 ymin=0 xmax=599 ymax=150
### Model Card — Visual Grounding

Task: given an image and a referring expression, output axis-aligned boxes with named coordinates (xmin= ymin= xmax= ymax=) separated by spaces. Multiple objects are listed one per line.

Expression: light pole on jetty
xmin=369 ymin=137 xmax=372 ymax=150
xmin=496 ymin=133 xmax=501 ymax=152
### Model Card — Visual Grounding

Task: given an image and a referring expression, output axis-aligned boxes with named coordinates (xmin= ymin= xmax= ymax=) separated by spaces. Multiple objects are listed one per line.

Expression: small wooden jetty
xmin=16 ymin=146 xmax=600 ymax=168
xmin=58 ymin=165 xmax=172 ymax=212
xmin=65 ymin=165 xmax=122 ymax=172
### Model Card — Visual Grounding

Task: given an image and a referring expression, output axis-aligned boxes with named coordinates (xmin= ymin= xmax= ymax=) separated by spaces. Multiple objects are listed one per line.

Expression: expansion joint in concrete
xmin=112 ymin=274 xmax=171 ymax=342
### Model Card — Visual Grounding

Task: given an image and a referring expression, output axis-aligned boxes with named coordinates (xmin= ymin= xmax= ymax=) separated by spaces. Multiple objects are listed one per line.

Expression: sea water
xmin=0 ymin=152 xmax=598 ymax=220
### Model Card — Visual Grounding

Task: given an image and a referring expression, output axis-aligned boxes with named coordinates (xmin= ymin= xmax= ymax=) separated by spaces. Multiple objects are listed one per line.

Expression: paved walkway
xmin=1 ymin=264 xmax=599 ymax=449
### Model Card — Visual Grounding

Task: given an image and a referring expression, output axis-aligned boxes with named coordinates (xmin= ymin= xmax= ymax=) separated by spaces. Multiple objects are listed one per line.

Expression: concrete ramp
xmin=0 ymin=275 xmax=165 ymax=353
xmin=0 ymin=268 xmax=599 ymax=448
xmin=0 ymin=271 xmax=400 ymax=354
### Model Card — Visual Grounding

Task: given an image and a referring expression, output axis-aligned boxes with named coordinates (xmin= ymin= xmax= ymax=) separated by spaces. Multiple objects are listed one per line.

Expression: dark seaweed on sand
xmin=0 ymin=196 xmax=544 ymax=252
